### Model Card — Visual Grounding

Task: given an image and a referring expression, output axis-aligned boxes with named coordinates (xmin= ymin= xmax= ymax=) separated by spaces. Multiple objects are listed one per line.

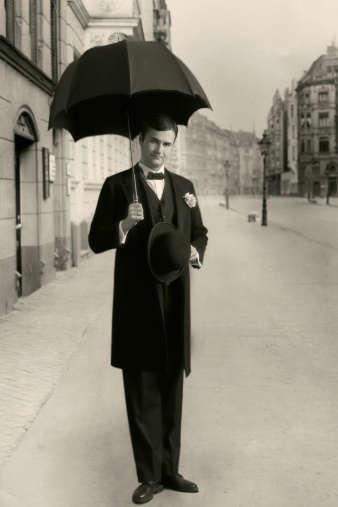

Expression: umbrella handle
xmin=127 ymin=107 xmax=138 ymax=203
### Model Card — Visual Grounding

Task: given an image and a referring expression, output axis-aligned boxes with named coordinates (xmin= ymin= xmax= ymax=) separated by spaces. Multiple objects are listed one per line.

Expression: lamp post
xmin=224 ymin=160 xmax=230 ymax=209
xmin=258 ymin=131 xmax=271 ymax=226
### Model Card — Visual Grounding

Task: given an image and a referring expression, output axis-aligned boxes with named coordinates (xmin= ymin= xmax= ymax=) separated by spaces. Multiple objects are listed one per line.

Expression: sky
xmin=167 ymin=0 xmax=338 ymax=136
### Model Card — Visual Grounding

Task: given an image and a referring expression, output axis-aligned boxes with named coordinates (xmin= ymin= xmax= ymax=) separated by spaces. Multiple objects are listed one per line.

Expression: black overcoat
xmin=88 ymin=165 xmax=208 ymax=376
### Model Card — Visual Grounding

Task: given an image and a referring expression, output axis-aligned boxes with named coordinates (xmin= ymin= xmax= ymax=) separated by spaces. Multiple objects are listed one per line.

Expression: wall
xmin=0 ymin=57 xmax=55 ymax=313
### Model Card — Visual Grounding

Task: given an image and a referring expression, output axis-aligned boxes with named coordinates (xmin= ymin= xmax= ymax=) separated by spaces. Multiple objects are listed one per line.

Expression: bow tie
xmin=147 ymin=172 xmax=165 ymax=180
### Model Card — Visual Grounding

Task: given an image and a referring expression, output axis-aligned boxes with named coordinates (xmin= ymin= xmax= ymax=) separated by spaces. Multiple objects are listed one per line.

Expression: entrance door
xmin=15 ymin=148 xmax=23 ymax=296
xmin=328 ymin=178 xmax=337 ymax=197
xmin=14 ymin=111 xmax=39 ymax=298
xmin=15 ymin=135 xmax=33 ymax=297
xmin=313 ymin=181 xmax=321 ymax=197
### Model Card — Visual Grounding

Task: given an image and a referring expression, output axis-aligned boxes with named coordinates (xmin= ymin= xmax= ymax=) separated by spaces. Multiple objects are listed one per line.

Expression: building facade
xmin=283 ymin=80 xmax=298 ymax=195
xmin=265 ymin=42 xmax=338 ymax=197
xmin=176 ymin=113 xmax=260 ymax=197
xmin=296 ymin=43 xmax=338 ymax=198
xmin=266 ymin=90 xmax=285 ymax=195
xmin=0 ymin=0 xmax=65 ymax=313
xmin=236 ymin=131 xmax=263 ymax=196
xmin=179 ymin=113 xmax=211 ymax=194
xmin=178 ymin=113 xmax=250 ymax=197
xmin=0 ymin=0 xmax=172 ymax=315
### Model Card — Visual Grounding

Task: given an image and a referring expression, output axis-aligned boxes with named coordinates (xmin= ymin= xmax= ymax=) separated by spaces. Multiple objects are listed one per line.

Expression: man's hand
xmin=190 ymin=245 xmax=198 ymax=263
xmin=122 ymin=203 xmax=144 ymax=233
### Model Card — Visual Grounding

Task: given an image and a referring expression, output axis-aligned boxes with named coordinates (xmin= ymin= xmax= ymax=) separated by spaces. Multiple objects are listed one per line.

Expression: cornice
xmin=296 ymin=78 xmax=336 ymax=92
xmin=0 ymin=36 xmax=54 ymax=96
xmin=68 ymin=0 xmax=90 ymax=29
xmin=88 ymin=18 xmax=140 ymax=28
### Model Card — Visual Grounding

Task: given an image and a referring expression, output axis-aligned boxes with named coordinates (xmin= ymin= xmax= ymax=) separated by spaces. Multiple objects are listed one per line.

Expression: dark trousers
xmin=122 ymin=367 xmax=184 ymax=482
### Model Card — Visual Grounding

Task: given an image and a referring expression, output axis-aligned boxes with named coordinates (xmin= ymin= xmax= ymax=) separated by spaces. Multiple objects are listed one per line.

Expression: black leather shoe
xmin=132 ymin=481 xmax=164 ymax=504
xmin=162 ymin=474 xmax=198 ymax=493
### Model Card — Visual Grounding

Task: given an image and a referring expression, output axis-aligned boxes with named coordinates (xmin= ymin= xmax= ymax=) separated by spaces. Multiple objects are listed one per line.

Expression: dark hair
xmin=139 ymin=114 xmax=178 ymax=140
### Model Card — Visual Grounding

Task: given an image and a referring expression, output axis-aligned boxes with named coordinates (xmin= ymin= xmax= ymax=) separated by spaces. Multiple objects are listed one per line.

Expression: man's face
xmin=139 ymin=128 xmax=176 ymax=170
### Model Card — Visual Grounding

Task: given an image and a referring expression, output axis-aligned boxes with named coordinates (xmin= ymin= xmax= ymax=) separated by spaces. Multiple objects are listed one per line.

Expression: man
xmin=88 ymin=114 xmax=208 ymax=504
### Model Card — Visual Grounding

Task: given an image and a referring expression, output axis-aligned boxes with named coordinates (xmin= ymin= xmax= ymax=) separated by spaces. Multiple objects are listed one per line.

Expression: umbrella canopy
xmin=48 ymin=40 xmax=212 ymax=141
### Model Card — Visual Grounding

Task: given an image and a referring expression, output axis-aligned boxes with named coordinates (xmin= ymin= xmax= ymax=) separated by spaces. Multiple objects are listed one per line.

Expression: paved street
xmin=1 ymin=195 xmax=338 ymax=506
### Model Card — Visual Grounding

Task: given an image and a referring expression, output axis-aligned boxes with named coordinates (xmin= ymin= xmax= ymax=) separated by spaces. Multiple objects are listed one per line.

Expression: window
xmin=305 ymin=93 xmax=310 ymax=105
xmin=290 ymin=104 xmax=294 ymax=118
xmin=327 ymin=66 xmax=332 ymax=73
xmin=300 ymin=113 xmax=305 ymax=128
xmin=319 ymin=112 xmax=329 ymax=127
xmin=292 ymin=125 xmax=295 ymax=139
xmin=319 ymin=91 xmax=329 ymax=103
xmin=292 ymin=146 xmax=295 ymax=161
xmin=306 ymin=113 xmax=311 ymax=127
xmin=301 ymin=140 xmax=305 ymax=153
xmin=82 ymin=144 xmax=88 ymax=180
xmin=319 ymin=137 xmax=329 ymax=152
xmin=306 ymin=139 xmax=311 ymax=153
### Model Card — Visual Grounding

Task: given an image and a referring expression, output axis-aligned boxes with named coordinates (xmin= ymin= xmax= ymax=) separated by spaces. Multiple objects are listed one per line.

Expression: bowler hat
xmin=147 ymin=222 xmax=191 ymax=283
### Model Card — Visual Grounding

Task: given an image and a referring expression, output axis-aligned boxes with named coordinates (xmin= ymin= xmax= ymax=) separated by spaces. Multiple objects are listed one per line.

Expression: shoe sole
xmin=163 ymin=487 xmax=199 ymax=493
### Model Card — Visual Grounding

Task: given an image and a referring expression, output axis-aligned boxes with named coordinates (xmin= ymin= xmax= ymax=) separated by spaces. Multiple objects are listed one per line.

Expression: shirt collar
xmin=139 ymin=161 xmax=165 ymax=178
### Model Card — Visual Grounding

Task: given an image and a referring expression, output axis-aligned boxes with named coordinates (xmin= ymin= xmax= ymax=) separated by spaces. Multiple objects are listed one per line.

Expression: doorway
xmin=15 ymin=135 xmax=34 ymax=297
xmin=15 ymin=146 xmax=22 ymax=297
xmin=328 ymin=178 xmax=337 ymax=197
xmin=14 ymin=109 xmax=39 ymax=298
xmin=312 ymin=181 xmax=321 ymax=197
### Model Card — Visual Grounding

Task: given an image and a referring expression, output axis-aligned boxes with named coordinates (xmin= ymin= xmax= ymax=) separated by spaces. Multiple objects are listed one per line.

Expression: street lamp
xmin=224 ymin=160 xmax=230 ymax=209
xmin=258 ymin=131 xmax=271 ymax=226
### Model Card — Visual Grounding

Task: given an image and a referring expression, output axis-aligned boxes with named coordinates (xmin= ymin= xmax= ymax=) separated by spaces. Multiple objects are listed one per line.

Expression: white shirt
xmin=139 ymin=161 xmax=165 ymax=200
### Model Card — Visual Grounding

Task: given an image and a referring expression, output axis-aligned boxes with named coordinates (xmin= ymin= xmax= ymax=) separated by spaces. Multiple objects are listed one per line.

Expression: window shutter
xmin=30 ymin=0 xmax=38 ymax=64
xmin=51 ymin=0 xmax=58 ymax=82
xmin=5 ymin=0 xmax=16 ymax=45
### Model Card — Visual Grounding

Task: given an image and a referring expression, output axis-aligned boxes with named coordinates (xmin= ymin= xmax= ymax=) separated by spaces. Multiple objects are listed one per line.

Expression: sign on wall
xmin=49 ymin=154 xmax=56 ymax=182
xmin=42 ymin=148 xmax=50 ymax=199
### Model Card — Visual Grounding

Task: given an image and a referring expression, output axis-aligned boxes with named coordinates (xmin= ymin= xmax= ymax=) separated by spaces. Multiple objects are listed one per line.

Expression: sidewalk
xmin=0 ymin=250 xmax=116 ymax=466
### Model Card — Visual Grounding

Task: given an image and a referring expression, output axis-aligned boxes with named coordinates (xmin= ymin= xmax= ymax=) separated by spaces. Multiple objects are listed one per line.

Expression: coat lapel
xmin=166 ymin=170 xmax=189 ymax=232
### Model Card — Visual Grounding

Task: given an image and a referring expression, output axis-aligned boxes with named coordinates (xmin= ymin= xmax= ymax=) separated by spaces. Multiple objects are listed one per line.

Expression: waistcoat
xmin=142 ymin=171 xmax=177 ymax=227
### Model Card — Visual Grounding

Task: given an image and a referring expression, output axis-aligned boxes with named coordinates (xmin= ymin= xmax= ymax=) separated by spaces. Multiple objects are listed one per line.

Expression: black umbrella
xmin=48 ymin=40 xmax=212 ymax=200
